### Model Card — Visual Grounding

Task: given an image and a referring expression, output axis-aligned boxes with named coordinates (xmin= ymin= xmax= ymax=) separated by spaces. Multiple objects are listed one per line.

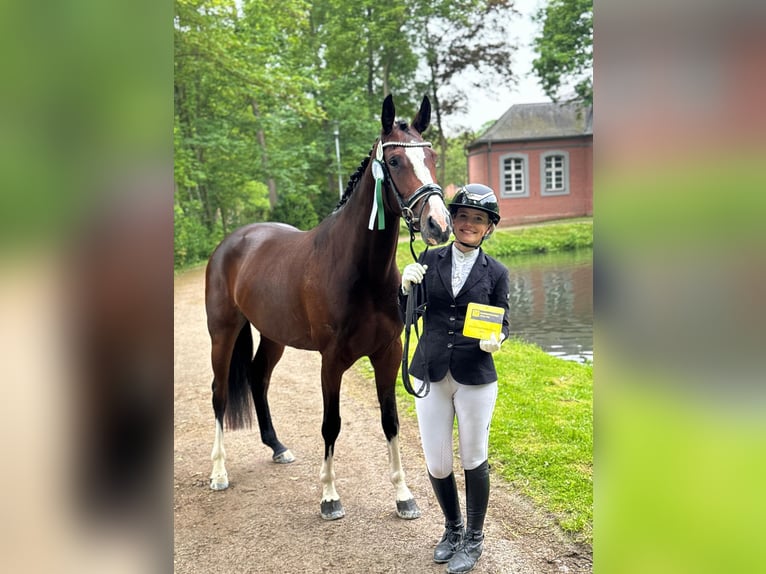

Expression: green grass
xmin=489 ymin=340 xmax=592 ymax=540
xmin=486 ymin=221 xmax=593 ymax=257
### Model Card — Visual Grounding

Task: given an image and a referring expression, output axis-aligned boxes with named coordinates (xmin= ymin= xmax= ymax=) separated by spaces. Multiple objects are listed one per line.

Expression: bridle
xmin=368 ymin=139 xmax=445 ymax=260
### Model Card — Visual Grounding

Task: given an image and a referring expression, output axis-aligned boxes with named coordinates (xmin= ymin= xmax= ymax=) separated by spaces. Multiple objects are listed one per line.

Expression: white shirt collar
xmin=450 ymin=243 xmax=480 ymax=296
xmin=451 ymin=242 xmax=480 ymax=264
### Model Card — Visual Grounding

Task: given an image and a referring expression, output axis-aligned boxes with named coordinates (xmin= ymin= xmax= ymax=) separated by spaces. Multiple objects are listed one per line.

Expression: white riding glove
xmin=479 ymin=332 xmax=505 ymax=353
xmin=401 ymin=263 xmax=428 ymax=294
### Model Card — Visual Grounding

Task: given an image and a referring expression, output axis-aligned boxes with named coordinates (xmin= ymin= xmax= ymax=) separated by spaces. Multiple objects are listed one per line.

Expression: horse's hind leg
xmin=370 ymin=340 xmax=421 ymax=519
xmin=250 ymin=336 xmax=294 ymax=463
xmin=208 ymin=317 xmax=250 ymax=491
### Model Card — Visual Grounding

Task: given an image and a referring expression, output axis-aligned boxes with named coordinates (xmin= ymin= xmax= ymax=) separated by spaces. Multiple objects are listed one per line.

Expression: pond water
xmin=496 ymin=249 xmax=593 ymax=364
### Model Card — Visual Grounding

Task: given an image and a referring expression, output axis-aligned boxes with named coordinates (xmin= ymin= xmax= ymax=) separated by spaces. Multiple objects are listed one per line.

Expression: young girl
xmin=400 ymin=183 xmax=511 ymax=573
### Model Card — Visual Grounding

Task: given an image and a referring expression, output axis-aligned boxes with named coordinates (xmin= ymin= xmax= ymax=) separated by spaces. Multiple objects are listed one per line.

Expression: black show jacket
xmin=399 ymin=244 xmax=511 ymax=385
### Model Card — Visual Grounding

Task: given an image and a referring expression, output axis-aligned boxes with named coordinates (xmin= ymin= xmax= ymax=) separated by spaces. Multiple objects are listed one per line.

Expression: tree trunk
xmin=429 ymin=77 xmax=447 ymax=184
xmin=250 ymin=99 xmax=278 ymax=208
xmin=219 ymin=205 xmax=229 ymax=236
xmin=193 ymin=147 xmax=216 ymax=230
xmin=366 ymin=8 xmax=374 ymax=97
xmin=382 ymin=58 xmax=390 ymax=99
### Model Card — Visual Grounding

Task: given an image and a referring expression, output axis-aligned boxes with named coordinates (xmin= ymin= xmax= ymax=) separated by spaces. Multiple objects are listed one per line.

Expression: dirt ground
xmin=174 ymin=266 xmax=592 ymax=574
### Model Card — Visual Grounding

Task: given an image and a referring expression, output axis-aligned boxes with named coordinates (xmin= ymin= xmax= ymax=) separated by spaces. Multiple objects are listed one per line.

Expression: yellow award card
xmin=462 ymin=302 xmax=504 ymax=340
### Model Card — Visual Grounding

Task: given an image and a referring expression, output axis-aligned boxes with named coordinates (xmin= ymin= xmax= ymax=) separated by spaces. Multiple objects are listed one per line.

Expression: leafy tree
xmin=174 ymin=0 xmax=324 ymax=265
xmin=306 ymin=2 xmax=422 ymax=169
xmin=532 ymin=0 xmax=593 ymax=104
xmin=240 ymin=180 xmax=271 ymax=223
xmin=172 ymin=0 xmax=526 ymax=268
xmin=174 ymin=200 xmax=219 ymax=267
xmin=271 ymin=190 xmax=320 ymax=230
xmin=408 ymin=0 xmax=518 ymax=183
xmin=441 ymin=130 xmax=478 ymax=189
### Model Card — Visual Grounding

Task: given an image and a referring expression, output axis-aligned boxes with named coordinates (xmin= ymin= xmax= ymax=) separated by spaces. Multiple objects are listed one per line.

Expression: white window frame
xmin=498 ymin=153 xmax=529 ymax=198
xmin=540 ymin=151 xmax=570 ymax=196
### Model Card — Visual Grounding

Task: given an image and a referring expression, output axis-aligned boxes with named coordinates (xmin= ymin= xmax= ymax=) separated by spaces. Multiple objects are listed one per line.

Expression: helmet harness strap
xmin=454 ymin=227 xmax=493 ymax=250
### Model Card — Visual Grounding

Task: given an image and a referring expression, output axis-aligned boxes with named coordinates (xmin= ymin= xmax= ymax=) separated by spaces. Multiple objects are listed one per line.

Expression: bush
xmin=271 ymin=190 xmax=319 ymax=230
xmin=174 ymin=202 xmax=220 ymax=268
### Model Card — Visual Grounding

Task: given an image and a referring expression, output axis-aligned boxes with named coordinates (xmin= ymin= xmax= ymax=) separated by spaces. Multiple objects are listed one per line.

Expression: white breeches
xmin=414 ymin=370 xmax=498 ymax=479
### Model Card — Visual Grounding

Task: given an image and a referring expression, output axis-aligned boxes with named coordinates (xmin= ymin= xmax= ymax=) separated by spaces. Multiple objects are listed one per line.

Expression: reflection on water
xmin=497 ymin=249 xmax=593 ymax=363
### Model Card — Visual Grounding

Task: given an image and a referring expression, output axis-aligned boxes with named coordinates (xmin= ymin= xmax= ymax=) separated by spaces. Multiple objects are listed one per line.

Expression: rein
xmin=400 ymin=225 xmax=433 ymax=397
xmin=401 ymin=261 xmax=431 ymax=398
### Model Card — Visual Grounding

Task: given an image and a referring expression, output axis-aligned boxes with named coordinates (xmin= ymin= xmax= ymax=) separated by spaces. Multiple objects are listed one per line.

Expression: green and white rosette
xmin=368 ymin=142 xmax=386 ymax=231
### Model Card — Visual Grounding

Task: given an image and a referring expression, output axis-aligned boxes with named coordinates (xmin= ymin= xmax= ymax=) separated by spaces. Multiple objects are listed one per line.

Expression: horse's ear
xmin=412 ymin=95 xmax=431 ymax=134
xmin=381 ymin=94 xmax=395 ymax=135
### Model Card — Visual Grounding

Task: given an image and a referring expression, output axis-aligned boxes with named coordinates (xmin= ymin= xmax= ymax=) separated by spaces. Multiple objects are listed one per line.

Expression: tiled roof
xmin=468 ymin=101 xmax=592 ymax=147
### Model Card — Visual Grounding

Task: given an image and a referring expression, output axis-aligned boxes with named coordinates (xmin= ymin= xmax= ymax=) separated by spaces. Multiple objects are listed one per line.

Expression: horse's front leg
xmin=371 ymin=340 xmax=421 ymax=519
xmin=319 ymin=359 xmax=345 ymax=520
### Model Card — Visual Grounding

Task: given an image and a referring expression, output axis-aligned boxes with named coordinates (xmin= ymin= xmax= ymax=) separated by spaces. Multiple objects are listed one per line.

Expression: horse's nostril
xmin=427 ymin=216 xmax=450 ymax=242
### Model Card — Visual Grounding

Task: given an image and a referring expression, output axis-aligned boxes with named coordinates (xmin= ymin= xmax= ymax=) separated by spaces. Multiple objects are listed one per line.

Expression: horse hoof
xmin=210 ymin=475 xmax=229 ymax=491
xmin=396 ymin=499 xmax=421 ymax=520
xmin=273 ymin=449 xmax=295 ymax=464
xmin=320 ymin=499 xmax=345 ymax=520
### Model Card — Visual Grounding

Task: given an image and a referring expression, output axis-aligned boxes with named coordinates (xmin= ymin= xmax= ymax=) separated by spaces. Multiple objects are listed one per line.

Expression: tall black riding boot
xmin=428 ymin=472 xmax=464 ymax=563
xmin=446 ymin=461 xmax=489 ymax=574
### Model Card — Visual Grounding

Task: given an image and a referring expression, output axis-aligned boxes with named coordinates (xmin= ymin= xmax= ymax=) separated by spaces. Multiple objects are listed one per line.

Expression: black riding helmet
xmin=449 ymin=184 xmax=501 ymax=225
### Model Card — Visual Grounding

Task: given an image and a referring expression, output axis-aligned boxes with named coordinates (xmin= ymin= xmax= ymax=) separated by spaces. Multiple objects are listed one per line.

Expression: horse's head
xmin=377 ymin=95 xmax=452 ymax=246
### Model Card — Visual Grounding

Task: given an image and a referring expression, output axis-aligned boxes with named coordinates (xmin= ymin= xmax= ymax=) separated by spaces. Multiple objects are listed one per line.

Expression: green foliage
xmin=240 ymin=180 xmax=271 ymax=223
xmin=408 ymin=0 xmax=517 ymax=180
xmin=271 ymin=190 xmax=319 ymax=230
xmin=174 ymin=201 xmax=221 ymax=268
xmin=173 ymin=0 xmax=527 ymax=269
xmin=441 ymin=130 xmax=476 ymax=188
xmin=532 ymin=0 xmax=593 ymax=104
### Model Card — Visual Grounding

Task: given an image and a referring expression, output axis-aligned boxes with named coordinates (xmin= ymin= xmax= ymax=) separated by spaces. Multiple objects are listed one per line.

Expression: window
xmin=540 ymin=151 xmax=570 ymax=196
xmin=499 ymin=154 xmax=529 ymax=198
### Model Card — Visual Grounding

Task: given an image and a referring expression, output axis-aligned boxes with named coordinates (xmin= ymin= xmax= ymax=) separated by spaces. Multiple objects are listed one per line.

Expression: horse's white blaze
xmin=387 ymin=436 xmax=415 ymax=502
xmin=319 ymin=450 xmax=340 ymax=502
xmin=210 ymin=419 xmax=228 ymax=489
xmin=404 ymin=145 xmax=451 ymax=233
xmin=404 ymin=146 xmax=433 ymax=187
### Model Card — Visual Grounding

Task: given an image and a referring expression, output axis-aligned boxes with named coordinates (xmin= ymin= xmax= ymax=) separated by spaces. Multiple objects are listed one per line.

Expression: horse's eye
xmin=388 ymin=157 xmax=399 ymax=168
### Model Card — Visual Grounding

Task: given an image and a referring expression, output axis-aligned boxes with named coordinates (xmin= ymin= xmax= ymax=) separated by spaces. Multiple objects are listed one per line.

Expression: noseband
xmin=368 ymin=140 xmax=445 ymax=238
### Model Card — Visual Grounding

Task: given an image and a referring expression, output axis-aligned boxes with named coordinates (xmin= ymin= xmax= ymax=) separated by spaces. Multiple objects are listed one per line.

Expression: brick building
xmin=466 ymin=101 xmax=593 ymax=226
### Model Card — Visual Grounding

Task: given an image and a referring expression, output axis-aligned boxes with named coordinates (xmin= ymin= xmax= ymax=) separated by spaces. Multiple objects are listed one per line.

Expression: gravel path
xmin=173 ymin=266 xmax=592 ymax=573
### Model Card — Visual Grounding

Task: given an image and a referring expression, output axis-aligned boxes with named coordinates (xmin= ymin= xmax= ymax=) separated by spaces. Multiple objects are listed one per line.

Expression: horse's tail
xmin=224 ymin=322 xmax=254 ymax=430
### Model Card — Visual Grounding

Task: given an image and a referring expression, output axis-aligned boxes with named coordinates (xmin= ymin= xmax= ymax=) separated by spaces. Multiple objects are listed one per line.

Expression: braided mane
xmin=333 ymin=148 xmax=372 ymax=211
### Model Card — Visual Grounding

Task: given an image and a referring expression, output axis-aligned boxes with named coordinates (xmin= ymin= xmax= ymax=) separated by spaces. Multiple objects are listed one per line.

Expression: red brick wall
xmin=466 ymin=136 xmax=593 ymax=226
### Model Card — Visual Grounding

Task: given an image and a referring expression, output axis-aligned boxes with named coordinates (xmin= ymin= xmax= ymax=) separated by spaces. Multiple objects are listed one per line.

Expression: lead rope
xmin=402 ymin=236 xmax=430 ymax=398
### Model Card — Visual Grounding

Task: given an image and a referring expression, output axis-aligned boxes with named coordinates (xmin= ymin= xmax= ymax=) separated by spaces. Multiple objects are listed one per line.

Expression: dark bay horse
xmin=204 ymin=95 xmax=452 ymax=520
